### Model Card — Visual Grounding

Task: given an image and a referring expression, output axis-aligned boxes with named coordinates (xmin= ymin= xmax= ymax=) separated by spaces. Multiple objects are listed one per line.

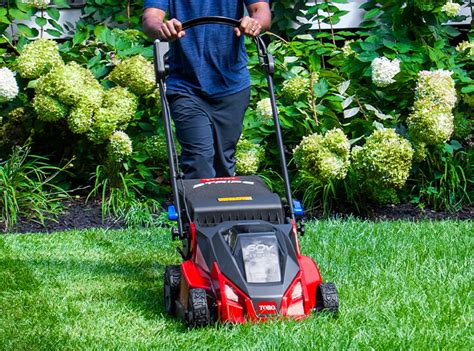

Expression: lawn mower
xmin=153 ymin=16 xmax=339 ymax=327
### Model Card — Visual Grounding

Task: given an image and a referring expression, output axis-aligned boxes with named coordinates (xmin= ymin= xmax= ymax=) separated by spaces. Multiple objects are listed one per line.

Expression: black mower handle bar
xmin=181 ymin=16 xmax=240 ymax=30
xmin=180 ymin=16 xmax=271 ymax=67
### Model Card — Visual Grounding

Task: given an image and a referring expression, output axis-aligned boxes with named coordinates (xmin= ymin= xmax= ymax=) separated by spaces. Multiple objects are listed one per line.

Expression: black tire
xmin=315 ymin=282 xmax=339 ymax=313
xmin=186 ymin=288 xmax=210 ymax=328
xmin=164 ymin=265 xmax=181 ymax=316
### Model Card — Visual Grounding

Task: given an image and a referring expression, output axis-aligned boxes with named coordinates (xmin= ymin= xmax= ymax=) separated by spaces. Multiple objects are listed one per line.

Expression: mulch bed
xmin=1 ymin=198 xmax=472 ymax=234
xmin=1 ymin=198 xmax=124 ymax=234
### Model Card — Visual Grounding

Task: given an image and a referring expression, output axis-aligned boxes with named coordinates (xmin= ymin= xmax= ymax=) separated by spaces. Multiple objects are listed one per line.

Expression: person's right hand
xmin=158 ymin=19 xmax=185 ymax=41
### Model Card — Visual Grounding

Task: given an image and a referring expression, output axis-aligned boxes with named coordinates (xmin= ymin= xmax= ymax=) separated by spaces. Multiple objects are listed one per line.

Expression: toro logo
xmin=257 ymin=302 xmax=278 ymax=315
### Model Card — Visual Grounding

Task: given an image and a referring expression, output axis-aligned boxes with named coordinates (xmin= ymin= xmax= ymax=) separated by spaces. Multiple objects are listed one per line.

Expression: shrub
xmin=352 ymin=129 xmax=414 ymax=189
xmin=407 ymin=70 xmax=457 ymax=145
xmin=293 ymin=129 xmax=350 ymax=183
xmin=235 ymin=138 xmax=265 ymax=175
xmin=17 ymin=39 xmax=63 ymax=79
xmin=108 ymin=55 xmax=156 ymax=96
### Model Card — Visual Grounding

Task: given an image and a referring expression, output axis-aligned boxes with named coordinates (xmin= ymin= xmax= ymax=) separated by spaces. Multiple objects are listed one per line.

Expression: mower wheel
xmin=186 ymin=288 xmax=210 ymax=328
xmin=315 ymin=282 xmax=339 ymax=313
xmin=164 ymin=265 xmax=181 ymax=316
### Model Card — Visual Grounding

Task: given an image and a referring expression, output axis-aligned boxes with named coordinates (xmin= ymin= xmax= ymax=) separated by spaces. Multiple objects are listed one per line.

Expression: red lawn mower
xmin=153 ymin=16 xmax=339 ymax=327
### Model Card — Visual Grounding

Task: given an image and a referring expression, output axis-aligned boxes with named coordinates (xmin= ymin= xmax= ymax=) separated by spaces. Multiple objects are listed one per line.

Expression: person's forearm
xmin=249 ymin=6 xmax=271 ymax=31
xmin=143 ymin=17 xmax=164 ymax=39
xmin=143 ymin=8 xmax=167 ymax=40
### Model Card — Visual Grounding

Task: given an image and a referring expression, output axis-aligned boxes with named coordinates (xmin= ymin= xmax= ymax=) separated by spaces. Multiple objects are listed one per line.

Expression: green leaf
xmin=73 ymin=26 xmax=89 ymax=45
xmin=9 ymin=8 xmax=32 ymax=21
xmin=52 ymin=0 xmax=70 ymax=8
xmin=16 ymin=24 xmax=38 ymax=38
xmin=46 ymin=7 xmax=61 ymax=21
xmin=45 ymin=29 xmax=62 ymax=37
xmin=450 ymin=140 xmax=462 ymax=151
xmin=461 ymin=85 xmax=474 ymax=94
xmin=344 ymin=107 xmax=359 ymax=118
xmin=35 ymin=16 xmax=47 ymax=27
xmin=313 ymin=78 xmax=329 ymax=98
xmin=363 ymin=8 xmax=381 ymax=20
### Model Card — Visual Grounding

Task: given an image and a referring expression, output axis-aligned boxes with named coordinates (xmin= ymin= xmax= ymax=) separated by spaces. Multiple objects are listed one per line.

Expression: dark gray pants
xmin=167 ymin=88 xmax=250 ymax=179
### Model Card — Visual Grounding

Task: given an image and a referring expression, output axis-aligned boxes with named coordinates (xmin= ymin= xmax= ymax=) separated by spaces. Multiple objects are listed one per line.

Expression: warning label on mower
xmin=217 ymin=196 xmax=253 ymax=202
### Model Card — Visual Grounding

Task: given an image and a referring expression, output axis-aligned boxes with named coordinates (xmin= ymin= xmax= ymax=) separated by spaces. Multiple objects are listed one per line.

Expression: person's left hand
xmin=234 ymin=16 xmax=262 ymax=37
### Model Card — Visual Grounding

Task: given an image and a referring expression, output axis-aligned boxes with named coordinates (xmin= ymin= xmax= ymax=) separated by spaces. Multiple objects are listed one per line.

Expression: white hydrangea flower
xmin=235 ymin=138 xmax=265 ymax=175
xmin=21 ymin=0 xmax=50 ymax=8
xmin=416 ymin=70 xmax=457 ymax=109
xmin=456 ymin=41 xmax=474 ymax=56
xmin=282 ymin=76 xmax=310 ymax=101
xmin=341 ymin=40 xmax=355 ymax=56
xmin=371 ymin=57 xmax=401 ymax=87
xmin=408 ymin=70 xmax=457 ymax=145
xmin=293 ymin=129 xmax=350 ymax=183
xmin=0 ymin=67 xmax=19 ymax=103
xmin=352 ymin=128 xmax=414 ymax=188
xmin=256 ymin=98 xmax=274 ymax=123
xmin=108 ymin=131 xmax=133 ymax=162
xmin=441 ymin=1 xmax=461 ymax=17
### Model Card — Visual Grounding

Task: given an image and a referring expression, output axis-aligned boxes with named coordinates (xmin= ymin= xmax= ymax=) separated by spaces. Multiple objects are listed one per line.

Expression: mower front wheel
xmin=186 ymin=288 xmax=210 ymax=328
xmin=315 ymin=282 xmax=339 ymax=314
xmin=164 ymin=265 xmax=181 ymax=316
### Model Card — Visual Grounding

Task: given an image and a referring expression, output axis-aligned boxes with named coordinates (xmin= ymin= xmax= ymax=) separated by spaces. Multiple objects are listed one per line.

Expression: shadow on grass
xmin=14 ymin=255 xmax=169 ymax=319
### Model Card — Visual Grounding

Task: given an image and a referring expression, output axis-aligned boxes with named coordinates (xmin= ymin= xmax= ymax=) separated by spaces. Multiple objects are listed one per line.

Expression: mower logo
xmin=257 ymin=302 xmax=278 ymax=315
xmin=247 ymin=244 xmax=275 ymax=253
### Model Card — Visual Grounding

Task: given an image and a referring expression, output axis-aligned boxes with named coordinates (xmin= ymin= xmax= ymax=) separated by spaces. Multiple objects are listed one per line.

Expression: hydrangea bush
xmin=282 ymin=76 xmax=310 ymax=101
xmin=0 ymin=0 xmax=471 ymax=214
xmin=108 ymin=55 xmax=156 ymax=96
xmin=17 ymin=39 xmax=63 ymax=79
xmin=234 ymin=138 xmax=265 ymax=175
xmin=407 ymin=70 xmax=457 ymax=146
xmin=107 ymin=131 xmax=133 ymax=162
xmin=293 ymin=129 xmax=350 ymax=183
xmin=352 ymin=129 xmax=414 ymax=188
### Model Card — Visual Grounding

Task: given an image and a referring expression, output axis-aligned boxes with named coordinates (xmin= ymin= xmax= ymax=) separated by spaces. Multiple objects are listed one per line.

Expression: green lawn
xmin=0 ymin=220 xmax=472 ymax=350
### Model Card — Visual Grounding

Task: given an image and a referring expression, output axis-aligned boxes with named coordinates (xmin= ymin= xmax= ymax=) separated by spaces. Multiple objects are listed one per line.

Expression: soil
xmin=0 ymin=198 xmax=124 ymax=234
xmin=1 ymin=198 xmax=472 ymax=234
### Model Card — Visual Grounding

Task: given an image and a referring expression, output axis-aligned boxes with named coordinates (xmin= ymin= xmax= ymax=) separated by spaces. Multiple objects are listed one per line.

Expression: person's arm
xmin=235 ymin=1 xmax=271 ymax=38
xmin=143 ymin=8 xmax=185 ymax=41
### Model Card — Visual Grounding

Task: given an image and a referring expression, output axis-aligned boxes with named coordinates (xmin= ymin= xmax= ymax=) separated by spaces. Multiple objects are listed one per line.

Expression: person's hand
xmin=234 ymin=16 xmax=262 ymax=37
xmin=158 ymin=18 xmax=185 ymax=41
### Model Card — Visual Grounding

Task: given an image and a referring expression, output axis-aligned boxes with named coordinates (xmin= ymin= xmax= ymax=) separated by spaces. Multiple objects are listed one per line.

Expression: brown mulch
xmin=1 ymin=198 xmax=472 ymax=234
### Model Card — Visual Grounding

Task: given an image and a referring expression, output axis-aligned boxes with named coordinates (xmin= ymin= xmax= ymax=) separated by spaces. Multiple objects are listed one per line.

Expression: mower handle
xmin=181 ymin=16 xmax=240 ymax=30
xmin=154 ymin=16 xmax=296 ymax=225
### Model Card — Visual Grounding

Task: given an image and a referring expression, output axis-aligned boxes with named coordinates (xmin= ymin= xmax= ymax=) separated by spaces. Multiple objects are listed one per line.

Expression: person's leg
xmin=208 ymin=87 xmax=251 ymax=177
xmin=167 ymin=91 xmax=215 ymax=179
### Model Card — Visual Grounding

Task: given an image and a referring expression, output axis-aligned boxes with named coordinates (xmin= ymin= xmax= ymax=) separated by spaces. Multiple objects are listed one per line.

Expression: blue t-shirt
xmin=144 ymin=0 xmax=267 ymax=98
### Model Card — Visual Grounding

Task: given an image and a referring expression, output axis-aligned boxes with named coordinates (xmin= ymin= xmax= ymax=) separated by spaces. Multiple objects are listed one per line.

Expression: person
xmin=143 ymin=1 xmax=271 ymax=179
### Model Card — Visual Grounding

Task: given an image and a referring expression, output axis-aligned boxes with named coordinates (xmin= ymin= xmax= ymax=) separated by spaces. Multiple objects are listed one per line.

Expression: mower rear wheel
xmin=186 ymin=288 xmax=210 ymax=328
xmin=316 ymin=282 xmax=339 ymax=313
xmin=164 ymin=265 xmax=181 ymax=316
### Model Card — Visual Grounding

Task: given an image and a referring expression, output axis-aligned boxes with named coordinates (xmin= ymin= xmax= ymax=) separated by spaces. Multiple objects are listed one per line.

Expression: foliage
xmin=0 ymin=0 xmax=472 ymax=219
xmin=88 ymin=163 xmax=163 ymax=227
xmin=0 ymin=144 xmax=69 ymax=230
xmin=412 ymin=141 xmax=473 ymax=211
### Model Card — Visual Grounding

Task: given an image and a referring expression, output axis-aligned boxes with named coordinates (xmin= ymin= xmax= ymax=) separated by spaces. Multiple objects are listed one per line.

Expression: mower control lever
xmin=154 ymin=40 xmax=170 ymax=80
